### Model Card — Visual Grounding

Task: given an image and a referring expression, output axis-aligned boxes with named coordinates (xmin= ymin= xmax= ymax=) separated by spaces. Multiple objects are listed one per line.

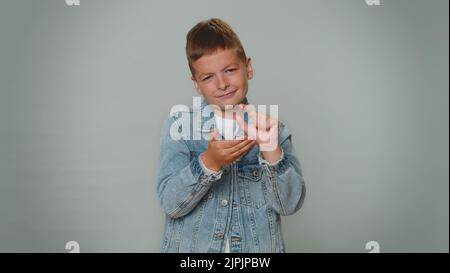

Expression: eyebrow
xmin=198 ymin=63 xmax=239 ymax=79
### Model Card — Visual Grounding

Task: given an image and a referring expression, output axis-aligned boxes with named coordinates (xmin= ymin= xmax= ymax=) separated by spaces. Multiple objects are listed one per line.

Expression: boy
xmin=157 ymin=18 xmax=305 ymax=253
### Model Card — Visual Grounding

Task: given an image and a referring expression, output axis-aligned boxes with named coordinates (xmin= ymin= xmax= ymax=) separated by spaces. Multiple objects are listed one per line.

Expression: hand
xmin=235 ymin=104 xmax=279 ymax=152
xmin=201 ymin=129 xmax=256 ymax=171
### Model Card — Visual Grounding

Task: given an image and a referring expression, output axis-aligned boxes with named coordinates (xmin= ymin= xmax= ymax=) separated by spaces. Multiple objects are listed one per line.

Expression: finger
xmin=239 ymin=104 xmax=270 ymax=134
xmin=235 ymin=111 xmax=257 ymax=140
xmin=210 ymin=128 xmax=218 ymax=141
xmin=239 ymin=104 xmax=257 ymax=120
xmin=226 ymin=139 xmax=254 ymax=153
xmin=217 ymin=138 xmax=248 ymax=148
xmin=253 ymin=113 xmax=270 ymax=131
xmin=230 ymin=140 xmax=256 ymax=158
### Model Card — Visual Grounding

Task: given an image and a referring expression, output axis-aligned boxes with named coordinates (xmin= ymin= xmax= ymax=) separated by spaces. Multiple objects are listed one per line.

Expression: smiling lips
xmin=216 ymin=90 xmax=237 ymax=99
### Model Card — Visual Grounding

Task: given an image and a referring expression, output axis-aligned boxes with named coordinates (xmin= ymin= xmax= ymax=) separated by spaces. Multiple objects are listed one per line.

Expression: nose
xmin=216 ymin=74 xmax=230 ymax=91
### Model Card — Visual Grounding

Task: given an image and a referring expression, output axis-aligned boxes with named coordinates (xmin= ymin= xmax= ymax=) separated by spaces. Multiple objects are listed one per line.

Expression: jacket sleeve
xmin=157 ymin=116 xmax=222 ymax=218
xmin=258 ymin=123 xmax=306 ymax=216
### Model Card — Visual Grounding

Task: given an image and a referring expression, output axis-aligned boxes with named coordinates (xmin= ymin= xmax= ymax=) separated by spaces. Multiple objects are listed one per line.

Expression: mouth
xmin=216 ymin=90 xmax=238 ymax=99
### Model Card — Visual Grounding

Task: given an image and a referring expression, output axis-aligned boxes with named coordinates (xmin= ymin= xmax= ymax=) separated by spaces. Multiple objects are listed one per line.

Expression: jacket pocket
xmin=237 ymin=163 xmax=267 ymax=209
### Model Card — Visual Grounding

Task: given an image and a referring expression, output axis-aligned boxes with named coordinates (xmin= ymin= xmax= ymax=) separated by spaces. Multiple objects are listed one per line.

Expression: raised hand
xmin=234 ymin=104 xmax=279 ymax=153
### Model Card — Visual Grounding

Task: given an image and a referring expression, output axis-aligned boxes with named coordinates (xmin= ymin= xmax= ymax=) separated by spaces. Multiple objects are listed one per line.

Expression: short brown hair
xmin=186 ymin=18 xmax=247 ymax=76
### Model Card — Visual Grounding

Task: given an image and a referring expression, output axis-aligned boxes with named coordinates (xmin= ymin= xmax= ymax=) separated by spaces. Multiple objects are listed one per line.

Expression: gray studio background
xmin=0 ymin=0 xmax=448 ymax=252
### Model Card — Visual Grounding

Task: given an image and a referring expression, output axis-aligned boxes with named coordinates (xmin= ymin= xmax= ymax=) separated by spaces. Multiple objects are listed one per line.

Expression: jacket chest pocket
xmin=237 ymin=164 xmax=267 ymax=209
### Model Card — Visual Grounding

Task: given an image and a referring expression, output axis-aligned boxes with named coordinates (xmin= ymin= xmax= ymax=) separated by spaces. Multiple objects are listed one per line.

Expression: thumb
xmin=236 ymin=111 xmax=257 ymax=141
xmin=210 ymin=128 xmax=218 ymax=141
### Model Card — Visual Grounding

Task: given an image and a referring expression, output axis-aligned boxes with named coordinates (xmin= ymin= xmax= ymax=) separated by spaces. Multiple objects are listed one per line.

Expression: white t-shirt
xmin=224 ymin=236 xmax=230 ymax=253
xmin=214 ymin=112 xmax=244 ymax=140
xmin=214 ymin=107 xmax=246 ymax=253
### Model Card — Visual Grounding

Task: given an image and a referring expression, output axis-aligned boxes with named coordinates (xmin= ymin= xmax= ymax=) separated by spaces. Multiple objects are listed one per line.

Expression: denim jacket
xmin=157 ymin=97 xmax=306 ymax=253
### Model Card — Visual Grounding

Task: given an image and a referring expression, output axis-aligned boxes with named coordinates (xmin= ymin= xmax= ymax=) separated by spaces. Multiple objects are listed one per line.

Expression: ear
xmin=191 ymin=75 xmax=202 ymax=94
xmin=246 ymin=57 xmax=254 ymax=80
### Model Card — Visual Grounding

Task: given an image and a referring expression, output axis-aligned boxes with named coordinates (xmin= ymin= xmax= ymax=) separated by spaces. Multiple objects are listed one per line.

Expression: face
xmin=191 ymin=48 xmax=253 ymax=112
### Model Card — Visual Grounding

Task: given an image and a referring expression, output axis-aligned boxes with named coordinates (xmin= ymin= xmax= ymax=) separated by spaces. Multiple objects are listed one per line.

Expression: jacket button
xmin=216 ymin=233 xmax=224 ymax=240
xmin=221 ymin=199 xmax=228 ymax=207
xmin=253 ymin=168 xmax=259 ymax=177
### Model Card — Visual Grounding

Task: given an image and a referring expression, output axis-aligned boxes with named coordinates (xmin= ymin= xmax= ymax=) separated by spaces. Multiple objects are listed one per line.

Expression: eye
xmin=225 ymin=68 xmax=237 ymax=73
xmin=201 ymin=75 xmax=213 ymax=82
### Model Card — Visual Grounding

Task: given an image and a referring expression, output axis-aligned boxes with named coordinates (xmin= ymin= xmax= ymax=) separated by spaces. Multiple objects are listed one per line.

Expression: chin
xmin=221 ymin=99 xmax=240 ymax=109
